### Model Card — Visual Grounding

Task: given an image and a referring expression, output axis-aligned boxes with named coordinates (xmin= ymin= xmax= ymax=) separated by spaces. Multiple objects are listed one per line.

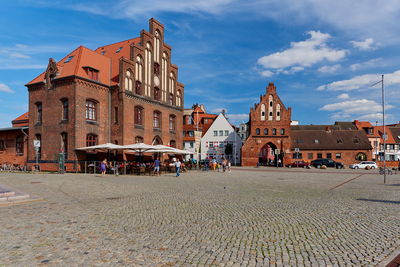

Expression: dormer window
xmin=101 ymin=51 xmax=106 ymax=55
xmin=314 ymin=139 xmax=319 ymax=144
xmin=64 ymin=56 xmax=74 ymax=63
xmin=116 ymin=47 xmax=123 ymax=53
xmin=337 ymin=139 xmax=343 ymax=144
xmin=83 ymin=67 xmax=99 ymax=81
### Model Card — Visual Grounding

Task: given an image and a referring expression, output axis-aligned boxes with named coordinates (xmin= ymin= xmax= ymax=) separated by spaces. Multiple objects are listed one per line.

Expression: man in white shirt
xmin=175 ymin=159 xmax=182 ymax=177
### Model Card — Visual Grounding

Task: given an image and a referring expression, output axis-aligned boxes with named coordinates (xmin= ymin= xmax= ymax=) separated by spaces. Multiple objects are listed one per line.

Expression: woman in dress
xmin=100 ymin=159 xmax=108 ymax=177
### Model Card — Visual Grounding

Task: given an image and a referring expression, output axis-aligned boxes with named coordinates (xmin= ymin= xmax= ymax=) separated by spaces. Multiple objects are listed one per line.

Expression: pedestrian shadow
xmin=386 ymin=183 xmax=400 ymax=186
xmin=356 ymin=198 xmax=400 ymax=204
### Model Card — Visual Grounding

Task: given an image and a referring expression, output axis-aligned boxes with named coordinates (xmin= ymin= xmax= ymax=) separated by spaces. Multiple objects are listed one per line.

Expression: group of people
xmin=203 ymin=157 xmax=232 ymax=172
xmin=153 ymin=157 xmax=183 ymax=177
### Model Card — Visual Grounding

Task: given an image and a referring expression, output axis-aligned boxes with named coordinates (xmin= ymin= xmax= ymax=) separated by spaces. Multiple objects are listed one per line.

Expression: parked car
xmin=311 ymin=159 xmax=344 ymax=169
xmin=286 ymin=161 xmax=311 ymax=168
xmin=349 ymin=161 xmax=377 ymax=169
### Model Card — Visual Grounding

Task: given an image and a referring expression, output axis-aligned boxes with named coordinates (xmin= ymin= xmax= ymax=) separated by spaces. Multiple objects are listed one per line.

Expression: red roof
xmin=376 ymin=126 xmax=396 ymax=143
xmin=11 ymin=112 xmax=29 ymax=127
xmin=95 ymin=37 xmax=140 ymax=85
xmin=27 ymin=38 xmax=140 ymax=86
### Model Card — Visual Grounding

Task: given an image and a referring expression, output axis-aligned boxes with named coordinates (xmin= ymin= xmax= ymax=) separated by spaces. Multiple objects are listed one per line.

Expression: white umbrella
xmin=76 ymin=143 xmax=124 ymax=151
xmin=121 ymin=143 xmax=156 ymax=152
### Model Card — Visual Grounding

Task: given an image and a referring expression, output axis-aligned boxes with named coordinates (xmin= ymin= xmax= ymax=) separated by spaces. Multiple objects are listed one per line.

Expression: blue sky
xmin=1 ymin=0 xmax=399 ymax=127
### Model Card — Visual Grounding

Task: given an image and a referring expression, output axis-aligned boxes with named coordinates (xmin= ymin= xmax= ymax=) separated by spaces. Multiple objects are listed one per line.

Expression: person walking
xmin=153 ymin=157 xmax=160 ymax=176
xmin=100 ymin=159 xmax=108 ymax=177
xmin=222 ymin=157 xmax=227 ymax=172
xmin=175 ymin=159 xmax=182 ymax=177
xmin=227 ymin=160 xmax=231 ymax=172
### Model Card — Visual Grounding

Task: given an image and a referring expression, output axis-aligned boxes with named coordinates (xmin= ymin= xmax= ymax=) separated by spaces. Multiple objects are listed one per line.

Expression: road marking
xmin=329 ymin=174 xmax=364 ymax=190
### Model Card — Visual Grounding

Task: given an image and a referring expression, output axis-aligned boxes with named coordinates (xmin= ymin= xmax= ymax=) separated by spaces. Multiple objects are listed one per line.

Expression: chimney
xmin=325 ymin=126 xmax=332 ymax=133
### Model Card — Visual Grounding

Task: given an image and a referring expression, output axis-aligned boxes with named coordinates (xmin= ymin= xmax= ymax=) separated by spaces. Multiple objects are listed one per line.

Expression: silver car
xmin=349 ymin=161 xmax=378 ymax=169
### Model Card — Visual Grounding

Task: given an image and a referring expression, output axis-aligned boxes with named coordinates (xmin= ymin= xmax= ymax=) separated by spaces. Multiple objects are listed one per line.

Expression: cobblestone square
xmin=0 ymin=169 xmax=399 ymax=266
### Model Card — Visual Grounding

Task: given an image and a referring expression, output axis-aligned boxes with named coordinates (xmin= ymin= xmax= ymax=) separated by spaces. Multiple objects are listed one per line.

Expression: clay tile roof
xmin=291 ymin=129 xmax=372 ymax=150
xmin=11 ymin=112 xmax=29 ymax=127
xmin=355 ymin=121 xmax=373 ymax=128
xmin=376 ymin=126 xmax=396 ymax=143
xmin=389 ymin=127 xmax=400 ymax=143
xmin=95 ymin=37 xmax=140 ymax=85
xmin=26 ymin=46 xmax=111 ymax=86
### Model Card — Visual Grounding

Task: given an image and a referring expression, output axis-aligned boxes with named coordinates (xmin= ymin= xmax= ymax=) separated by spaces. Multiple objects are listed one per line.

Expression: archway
xmin=259 ymin=142 xmax=277 ymax=166
xmin=152 ymin=136 xmax=163 ymax=145
xmin=356 ymin=152 xmax=367 ymax=161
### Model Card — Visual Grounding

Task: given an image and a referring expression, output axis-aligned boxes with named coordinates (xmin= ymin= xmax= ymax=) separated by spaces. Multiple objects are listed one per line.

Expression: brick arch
xmin=259 ymin=142 xmax=277 ymax=166
xmin=152 ymin=135 xmax=163 ymax=145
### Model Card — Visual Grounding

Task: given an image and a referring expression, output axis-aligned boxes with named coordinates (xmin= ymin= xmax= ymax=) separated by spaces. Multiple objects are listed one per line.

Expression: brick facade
xmin=25 ymin=18 xmax=184 ymax=171
xmin=241 ymin=83 xmax=292 ymax=166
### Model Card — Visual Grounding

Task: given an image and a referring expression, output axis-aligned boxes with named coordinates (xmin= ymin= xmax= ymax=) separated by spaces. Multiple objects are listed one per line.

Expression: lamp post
xmin=371 ymin=74 xmax=386 ymax=184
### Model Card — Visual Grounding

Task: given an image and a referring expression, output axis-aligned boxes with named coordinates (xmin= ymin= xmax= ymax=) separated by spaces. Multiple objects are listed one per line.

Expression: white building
xmin=238 ymin=122 xmax=249 ymax=142
xmin=200 ymin=113 xmax=242 ymax=165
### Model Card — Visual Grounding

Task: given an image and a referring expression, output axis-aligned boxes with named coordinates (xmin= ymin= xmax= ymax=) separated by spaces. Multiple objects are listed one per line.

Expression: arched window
xmin=169 ymin=115 xmax=176 ymax=131
xmin=276 ymin=104 xmax=281 ymax=121
xmin=61 ymin=132 xmax=68 ymax=159
xmin=60 ymin=98 xmax=68 ymax=121
xmin=162 ymin=52 xmax=168 ymax=101
xmin=261 ymin=104 xmax=266 ymax=121
xmin=153 ymin=111 xmax=161 ymax=129
xmin=85 ymin=100 xmax=97 ymax=121
xmin=264 ymin=128 xmax=268 ymax=135
xmin=153 ymin=30 xmax=161 ymax=63
xmin=256 ymin=128 xmax=260 ymax=135
xmin=125 ymin=70 xmax=133 ymax=91
xmin=86 ymin=134 xmax=98 ymax=147
xmin=169 ymin=72 xmax=175 ymax=96
xmin=134 ymin=106 xmax=144 ymax=125
xmin=272 ymin=128 xmax=277 ymax=135
xmin=36 ymin=102 xmax=42 ymax=124
xmin=176 ymin=90 xmax=182 ymax=107
xmin=35 ymin=134 xmax=41 ymax=159
xmin=170 ymin=140 xmax=176 ymax=148
xmin=280 ymin=128 xmax=285 ymax=135
xmin=16 ymin=135 xmax=24 ymax=155
xmin=356 ymin=152 xmax=367 ymax=161
xmin=169 ymin=93 xmax=174 ymax=105
xmin=135 ymin=56 xmax=143 ymax=95
xmin=135 ymin=136 xmax=143 ymax=144
xmin=152 ymin=136 xmax=162 ymax=145
xmin=268 ymin=95 xmax=273 ymax=120
xmin=144 ymin=43 xmax=152 ymax=96
xmin=154 ymin=87 xmax=160 ymax=101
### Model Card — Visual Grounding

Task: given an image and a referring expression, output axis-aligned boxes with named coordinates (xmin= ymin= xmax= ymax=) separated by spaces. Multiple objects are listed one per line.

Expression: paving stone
xmin=0 ymin=169 xmax=398 ymax=266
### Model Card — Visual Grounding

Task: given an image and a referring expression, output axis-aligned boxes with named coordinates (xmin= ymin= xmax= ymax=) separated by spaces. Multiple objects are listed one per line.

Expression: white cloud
xmin=318 ymin=64 xmax=341 ymax=73
xmin=227 ymin=113 xmax=248 ymax=124
xmin=260 ymin=70 xmax=274 ymax=77
xmin=337 ymin=93 xmax=349 ymax=99
xmin=257 ymin=31 xmax=347 ymax=75
xmin=34 ymin=0 xmax=400 ymax=45
xmin=10 ymin=53 xmax=30 ymax=59
xmin=320 ymin=99 xmax=394 ymax=123
xmin=0 ymin=83 xmax=14 ymax=93
xmin=212 ymin=108 xmax=228 ymax=113
xmin=0 ymin=64 xmax=46 ymax=70
xmin=349 ymin=58 xmax=381 ymax=71
xmin=320 ymin=99 xmax=393 ymax=114
xmin=350 ymin=38 xmax=378 ymax=51
xmin=317 ymin=70 xmax=400 ymax=91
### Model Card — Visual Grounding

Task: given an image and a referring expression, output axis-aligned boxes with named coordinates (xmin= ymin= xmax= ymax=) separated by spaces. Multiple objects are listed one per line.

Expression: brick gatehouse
xmin=241 ymin=83 xmax=292 ymax=166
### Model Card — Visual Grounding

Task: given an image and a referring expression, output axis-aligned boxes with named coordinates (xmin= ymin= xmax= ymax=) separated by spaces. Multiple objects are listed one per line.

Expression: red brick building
xmin=25 ymin=18 xmax=184 ymax=171
xmin=241 ymin=83 xmax=373 ymax=167
xmin=241 ymin=83 xmax=292 ymax=166
xmin=0 ymin=113 xmax=29 ymax=166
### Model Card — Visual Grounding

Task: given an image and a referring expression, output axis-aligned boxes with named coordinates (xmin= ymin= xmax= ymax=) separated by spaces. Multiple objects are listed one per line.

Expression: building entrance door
xmin=259 ymin=142 xmax=277 ymax=166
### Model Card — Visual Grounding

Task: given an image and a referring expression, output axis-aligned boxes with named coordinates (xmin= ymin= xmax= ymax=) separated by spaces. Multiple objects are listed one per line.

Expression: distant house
xmin=200 ymin=113 xmax=242 ymax=165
